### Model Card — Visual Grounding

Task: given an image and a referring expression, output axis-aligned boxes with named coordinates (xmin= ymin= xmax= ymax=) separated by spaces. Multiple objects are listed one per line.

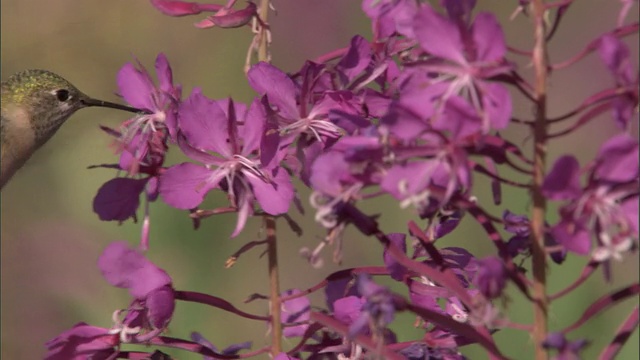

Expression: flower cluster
xmin=48 ymin=0 xmax=638 ymax=359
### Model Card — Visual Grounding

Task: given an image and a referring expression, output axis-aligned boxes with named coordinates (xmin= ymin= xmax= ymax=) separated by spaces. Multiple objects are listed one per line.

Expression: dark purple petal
xmin=98 ymin=241 xmax=172 ymax=299
xmin=471 ymin=13 xmax=506 ymax=62
xmin=93 ymin=178 xmax=147 ymax=222
xmin=542 ymin=155 xmax=582 ymax=200
xmin=337 ymin=35 xmax=372 ymax=82
xmin=117 ymin=63 xmax=155 ymax=110
xmin=146 ymin=285 xmax=175 ymax=329
xmin=159 ymin=163 xmax=219 ymax=209
xmin=594 ymin=133 xmax=639 ymax=182
xmin=326 ymin=278 xmax=359 ymax=312
xmin=247 ymin=62 xmax=299 ymax=120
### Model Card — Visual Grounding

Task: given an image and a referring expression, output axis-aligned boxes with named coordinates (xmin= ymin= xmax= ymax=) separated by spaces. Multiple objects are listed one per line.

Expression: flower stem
xmin=265 ymin=215 xmax=282 ymax=355
xmin=530 ymin=1 xmax=550 ymax=359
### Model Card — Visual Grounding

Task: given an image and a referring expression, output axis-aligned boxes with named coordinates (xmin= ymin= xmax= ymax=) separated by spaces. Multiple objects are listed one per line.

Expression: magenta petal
xmin=247 ymin=62 xmax=300 ymax=120
xmin=414 ymin=6 xmax=465 ymax=64
xmin=145 ymin=286 xmax=175 ymax=329
xmin=117 ymin=63 xmax=155 ymax=110
xmin=337 ymin=35 xmax=372 ymax=82
xmin=247 ymin=169 xmax=294 ymax=215
xmin=281 ymin=289 xmax=311 ymax=338
xmin=155 ymin=53 xmax=174 ymax=95
xmin=240 ymin=98 xmax=265 ymax=155
xmin=93 ymin=177 xmax=147 ymax=221
xmin=550 ymin=220 xmax=591 ymax=255
xmin=594 ymin=134 xmax=639 ymax=182
xmin=209 ymin=2 xmax=256 ymax=28
xmin=179 ymin=88 xmax=230 ymax=155
xmin=472 ymin=13 xmax=506 ymax=62
xmin=482 ymin=82 xmax=512 ymax=129
xmin=542 ymin=156 xmax=582 ymax=200
xmin=98 ymin=241 xmax=172 ymax=298
xmin=159 ymin=163 xmax=218 ymax=209
xmin=310 ymin=151 xmax=351 ymax=197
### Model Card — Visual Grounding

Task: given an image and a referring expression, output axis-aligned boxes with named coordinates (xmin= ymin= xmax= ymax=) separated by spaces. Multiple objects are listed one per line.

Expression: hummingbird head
xmin=2 ymin=69 xmax=141 ymax=146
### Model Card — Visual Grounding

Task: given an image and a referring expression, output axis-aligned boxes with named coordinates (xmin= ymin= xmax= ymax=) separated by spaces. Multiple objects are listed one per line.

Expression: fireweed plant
xmin=45 ymin=0 xmax=639 ymax=359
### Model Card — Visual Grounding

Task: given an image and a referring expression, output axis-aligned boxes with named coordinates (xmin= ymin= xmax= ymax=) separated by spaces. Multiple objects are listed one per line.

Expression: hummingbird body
xmin=0 ymin=69 xmax=140 ymax=189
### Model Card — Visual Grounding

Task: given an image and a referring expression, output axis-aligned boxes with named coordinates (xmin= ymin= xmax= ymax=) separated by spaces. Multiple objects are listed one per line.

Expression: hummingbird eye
xmin=55 ymin=89 xmax=71 ymax=102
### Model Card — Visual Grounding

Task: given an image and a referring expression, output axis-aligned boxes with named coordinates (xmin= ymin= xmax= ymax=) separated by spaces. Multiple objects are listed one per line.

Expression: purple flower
xmin=113 ymin=53 xmax=181 ymax=174
xmin=159 ymin=92 xmax=294 ymax=236
xmin=544 ymin=137 xmax=639 ymax=259
xmin=385 ymin=3 xmax=513 ymax=136
xmin=473 ymin=256 xmax=507 ymax=299
xmin=45 ymin=323 xmax=118 ymax=360
xmin=248 ymin=62 xmax=346 ymax=145
xmin=99 ymin=241 xmax=175 ymax=330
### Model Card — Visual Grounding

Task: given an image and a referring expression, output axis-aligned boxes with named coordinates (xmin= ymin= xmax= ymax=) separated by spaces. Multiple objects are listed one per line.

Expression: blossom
xmin=383 ymin=2 xmax=512 ymax=138
xmin=159 ymin=91 xmax=294 ymax=236
xmin=112 ymin=53 xmax=181 ymax=174
xmin=544 ymin=136 xmax=639 ymax=260
xmin=99 ymin=241 xmax=175 ymax=332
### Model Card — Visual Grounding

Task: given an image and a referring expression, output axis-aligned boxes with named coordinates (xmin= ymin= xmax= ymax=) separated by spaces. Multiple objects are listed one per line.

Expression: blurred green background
xmin=1 ymin=1 xmax=638 ymax=359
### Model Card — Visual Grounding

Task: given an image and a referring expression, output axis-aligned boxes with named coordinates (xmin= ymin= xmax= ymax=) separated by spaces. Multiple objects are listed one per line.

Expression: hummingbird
xmin=1 ymin=69 xmax=142 ymax=190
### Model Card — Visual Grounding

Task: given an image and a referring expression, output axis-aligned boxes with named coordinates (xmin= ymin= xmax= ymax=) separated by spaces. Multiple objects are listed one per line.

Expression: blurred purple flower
xmin=544 ymin=136 xmax=639 ymax=259
xmin=349 ymin=274 xmax=395 ymax=338
xmin=473 ymin=256 xmax=507 ymax=299
xmin=543 ymin=332 xmax=589 ymax=360
xmin=99 ymin=241 xmax=175 ymax=330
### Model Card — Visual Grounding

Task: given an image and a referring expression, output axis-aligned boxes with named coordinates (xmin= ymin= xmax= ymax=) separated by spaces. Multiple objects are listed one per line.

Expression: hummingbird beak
xmin=81 ymin=97 xmax=147 ymax=114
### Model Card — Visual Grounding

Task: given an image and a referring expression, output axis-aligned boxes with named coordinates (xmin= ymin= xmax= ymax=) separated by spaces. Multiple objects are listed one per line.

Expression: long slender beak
xmin=81 ymin=97 xmax=147 ymax=114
